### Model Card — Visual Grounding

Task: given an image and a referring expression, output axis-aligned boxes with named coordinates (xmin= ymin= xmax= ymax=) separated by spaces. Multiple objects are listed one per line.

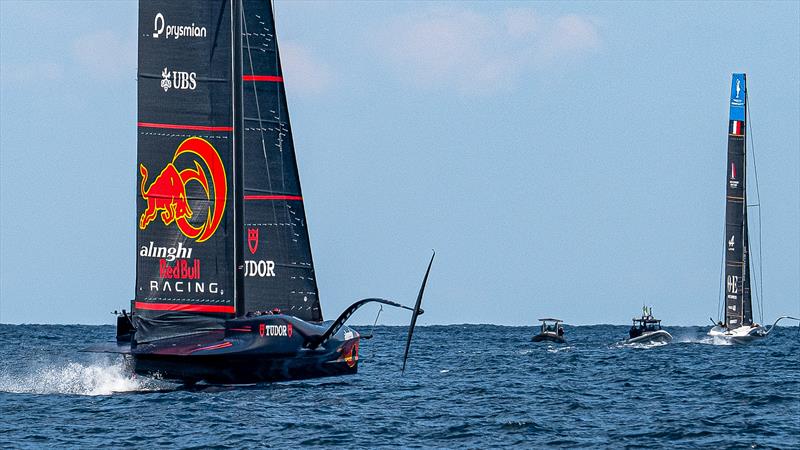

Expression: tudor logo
xmin=245 ymin=260 xmax=276 ymax=277
xmin=152 ymin=13 xmax=207 ymax=40
xmin=258 ymin=323 xmax=292 ymax=337
xmin=248 ymin=228 xmax=259 ymax=254
xmin=161 ymin=67 xmax=197 ymax=92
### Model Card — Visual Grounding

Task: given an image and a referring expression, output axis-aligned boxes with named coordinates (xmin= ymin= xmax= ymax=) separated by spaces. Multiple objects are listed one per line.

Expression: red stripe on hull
xmin=137 ymin=122 xmax=233 ymax=132
xmin=192 ymin=341 xmax=233 ymax=353
xmin=244 ymin=195 xmax=303 ymax=201
xmin=242 ymin=75 xmax=283 ymax=82
xmin=134 ymin=302 xmax=235 ymax=313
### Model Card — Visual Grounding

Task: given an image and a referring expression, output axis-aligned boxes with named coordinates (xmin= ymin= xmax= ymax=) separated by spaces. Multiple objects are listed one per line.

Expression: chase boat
xmin=624 ymin=307 xmax=672 ymax=345
xmin=531 ymin=318 xmax=566 ymax=344
xmin=87 ymin=0 xmax=433 ymax=385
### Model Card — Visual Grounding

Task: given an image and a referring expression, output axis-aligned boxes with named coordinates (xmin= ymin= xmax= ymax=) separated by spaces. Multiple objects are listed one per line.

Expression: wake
xmin=0 ymin=359 xmax=168 ymax=396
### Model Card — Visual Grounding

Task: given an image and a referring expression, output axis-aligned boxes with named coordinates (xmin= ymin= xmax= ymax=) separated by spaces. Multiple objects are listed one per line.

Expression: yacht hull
xmin=708 ymin=325 xmax=766 ymax=343
xmin=624 ymin=329 xmax=672 ymax=345
xmin=127 ymin=315 xmax=360 ymax=384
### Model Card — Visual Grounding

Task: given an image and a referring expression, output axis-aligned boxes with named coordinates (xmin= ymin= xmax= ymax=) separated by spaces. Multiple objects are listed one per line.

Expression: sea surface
xmin=0 ymin=324 xmax=798 ymax=449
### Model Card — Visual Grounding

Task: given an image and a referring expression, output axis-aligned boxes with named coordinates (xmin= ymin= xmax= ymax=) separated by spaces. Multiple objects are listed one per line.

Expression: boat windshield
xmin=630 ymin=319 xmax=661 ymax=337
xmin=540 ymin=321 xmax=564 ymax=335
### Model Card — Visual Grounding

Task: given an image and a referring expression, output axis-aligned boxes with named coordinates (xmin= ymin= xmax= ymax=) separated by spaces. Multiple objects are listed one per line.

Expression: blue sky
xmin=1 ymin=1 xmax=798 ymax=326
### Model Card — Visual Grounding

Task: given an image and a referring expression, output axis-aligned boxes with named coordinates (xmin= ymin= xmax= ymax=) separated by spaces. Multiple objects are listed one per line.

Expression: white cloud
xmin=71 ymin=30 xmax=136 ymax=81
xmin=280 ymin=40 xmax=332 ymax=96
xmin=376 ymin=7 xmax=602 ymax=95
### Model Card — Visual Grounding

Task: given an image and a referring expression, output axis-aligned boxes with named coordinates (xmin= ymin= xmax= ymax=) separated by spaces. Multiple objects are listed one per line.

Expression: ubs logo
xmin=161 ymin=67 xmax=197 ymax=92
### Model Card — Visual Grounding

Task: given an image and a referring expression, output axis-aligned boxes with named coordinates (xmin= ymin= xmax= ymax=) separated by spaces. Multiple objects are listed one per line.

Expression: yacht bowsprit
xmin=87 ymin=0 xmax=432 ymax=385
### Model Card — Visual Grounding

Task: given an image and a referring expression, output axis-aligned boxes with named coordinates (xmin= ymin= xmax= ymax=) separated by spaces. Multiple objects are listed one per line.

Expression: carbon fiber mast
xmin=232 ymin=0 xmax=245 ymax=316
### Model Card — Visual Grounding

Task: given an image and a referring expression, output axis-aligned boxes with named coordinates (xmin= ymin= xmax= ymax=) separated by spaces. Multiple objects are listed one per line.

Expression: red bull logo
xmin=342 ymin=339 xmax=359 ymax=368
xmin=139 ymin=137 xmax=227 ymax=242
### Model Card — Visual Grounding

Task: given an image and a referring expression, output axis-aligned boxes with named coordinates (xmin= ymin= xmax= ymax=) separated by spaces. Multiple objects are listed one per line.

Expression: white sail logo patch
xmin=729 ymin=163 xmax=739 ymax=188
xmin=726 ymin=275 xmax=739 ymax=294
xmin=728 ymin=235 xmax=735 ymax=252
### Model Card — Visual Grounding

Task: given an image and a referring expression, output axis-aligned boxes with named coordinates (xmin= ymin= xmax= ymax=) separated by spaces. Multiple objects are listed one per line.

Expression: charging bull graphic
xmin=139 ymin=137 xmax=227 ymax=242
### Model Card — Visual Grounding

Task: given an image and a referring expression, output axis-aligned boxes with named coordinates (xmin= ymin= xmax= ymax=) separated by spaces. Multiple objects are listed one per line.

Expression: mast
xmin=232 ymin=0 xmax=245 ymax=316
xmin=723 ymin=73 xmax=752 ymax=329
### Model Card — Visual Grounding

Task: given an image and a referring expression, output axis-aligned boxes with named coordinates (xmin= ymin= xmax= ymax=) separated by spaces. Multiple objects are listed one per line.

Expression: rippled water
xmin=1 ymin=324 xmax=798 ymax=448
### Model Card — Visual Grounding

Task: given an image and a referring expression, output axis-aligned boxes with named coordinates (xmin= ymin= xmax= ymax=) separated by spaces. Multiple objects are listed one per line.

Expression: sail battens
xmin=243 ymin=75 xmax=283 ymax=82
xmin=138 ymin=122 xmax=233 ymax=132
xmin=244 ymin=195 xmax=303 ymax=201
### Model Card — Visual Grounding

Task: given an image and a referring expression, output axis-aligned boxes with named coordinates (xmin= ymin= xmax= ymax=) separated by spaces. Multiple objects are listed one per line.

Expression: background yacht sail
xmin=239 ymin=0 xmax=322 ymax=321
xmin=134 ymin=0 xmax=235 ymax=341
xmin=723 ymin=73 xmax=752 ymax=329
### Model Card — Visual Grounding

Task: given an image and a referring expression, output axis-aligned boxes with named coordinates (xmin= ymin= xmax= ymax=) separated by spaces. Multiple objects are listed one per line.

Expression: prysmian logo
xmin=152 ymin=13 xmax=207 ymax=40
xmin=161 ymin=67 xmax=197 ymax=92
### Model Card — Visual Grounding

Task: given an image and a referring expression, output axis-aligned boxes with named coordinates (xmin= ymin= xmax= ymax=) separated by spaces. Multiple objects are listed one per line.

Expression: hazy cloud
xmin=377 ymin=7 xmax=602 ymax=95
xmin=71 ymin=30 xmax=136 ymax=81
xmin=1 ymin=62 xmax=64 ymax=84
xmin=280 ymin=40 xmax=332 ymax=96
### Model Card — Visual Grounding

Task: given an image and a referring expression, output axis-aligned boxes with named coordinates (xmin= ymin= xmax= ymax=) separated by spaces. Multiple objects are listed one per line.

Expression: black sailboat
xmin=91 ymin=0 xmax=431 ymax=384
xmin=707 ymin=73 xmax=765 ymax=341
xmin=707 ymin=74 xmax=799 ymax=341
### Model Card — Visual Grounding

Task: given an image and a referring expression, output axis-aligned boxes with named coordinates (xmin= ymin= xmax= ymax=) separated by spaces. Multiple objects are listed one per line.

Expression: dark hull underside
xmin=122 ymin=315 xmax=360 ymax=384
xmin=531 ymin=332 xmax=566 ymax=344
xmin=132 ymin=350 xmax=357 ymax=385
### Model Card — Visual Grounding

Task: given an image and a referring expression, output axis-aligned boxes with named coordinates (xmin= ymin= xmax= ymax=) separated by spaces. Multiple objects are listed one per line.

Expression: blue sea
xmin=1 ymin=324 xmax=798 ymax=448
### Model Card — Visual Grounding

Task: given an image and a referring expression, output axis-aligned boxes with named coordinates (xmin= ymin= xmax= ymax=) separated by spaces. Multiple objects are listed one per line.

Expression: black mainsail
xmin=135 ymin=0 xmax=236 ymax=341
xmin=723 ymin=73 xmax=752 ymax=329
xmin=133 ymin=0 xmax=321 ymax=343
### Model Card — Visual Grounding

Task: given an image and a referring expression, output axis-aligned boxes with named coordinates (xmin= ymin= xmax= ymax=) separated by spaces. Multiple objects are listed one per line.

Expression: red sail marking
xmin=134 ymin=302 xmax=235 ymax=313
xmin=242 ymin=75 xmax=283 ymax=82
xmin=244 ymin=195 xmax=303 ymax=201
xmin=137 ymin=122 xmax=234 ymax=132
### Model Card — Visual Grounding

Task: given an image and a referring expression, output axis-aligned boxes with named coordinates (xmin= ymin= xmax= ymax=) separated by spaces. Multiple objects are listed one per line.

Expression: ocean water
xmin=0 ymin=324 xmax=798 ymax=448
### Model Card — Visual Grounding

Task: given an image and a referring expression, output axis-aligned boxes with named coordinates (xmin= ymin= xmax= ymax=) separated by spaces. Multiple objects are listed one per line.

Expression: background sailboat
xmin=708 ymin=73 xmax=798 ymax=341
